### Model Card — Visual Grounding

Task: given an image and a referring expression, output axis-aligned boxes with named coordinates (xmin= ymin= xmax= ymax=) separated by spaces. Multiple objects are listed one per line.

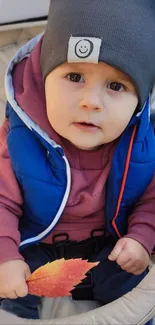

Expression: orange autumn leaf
xmin=27 ymin=258 xmax=99 ymax=298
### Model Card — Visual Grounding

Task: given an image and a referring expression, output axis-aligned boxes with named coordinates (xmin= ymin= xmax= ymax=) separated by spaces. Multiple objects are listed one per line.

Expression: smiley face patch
xmin=68 ymin=36 xmax=102 ymax=63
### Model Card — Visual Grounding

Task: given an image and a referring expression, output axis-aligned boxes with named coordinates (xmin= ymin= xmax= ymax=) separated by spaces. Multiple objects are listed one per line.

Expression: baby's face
xmin=45 ymin=62 xmax=138 ymax=151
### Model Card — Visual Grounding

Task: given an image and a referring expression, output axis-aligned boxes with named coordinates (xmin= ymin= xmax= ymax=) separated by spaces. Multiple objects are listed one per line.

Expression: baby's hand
xmin=0 ymin=260 xmax=31 ymax=299
xmin=108 ymin=237 xmax=149 ymax=275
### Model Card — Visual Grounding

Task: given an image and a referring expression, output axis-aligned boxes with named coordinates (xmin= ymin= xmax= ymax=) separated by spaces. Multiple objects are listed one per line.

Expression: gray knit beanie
xmin=40 ymin=0 xmax=155 ymax=109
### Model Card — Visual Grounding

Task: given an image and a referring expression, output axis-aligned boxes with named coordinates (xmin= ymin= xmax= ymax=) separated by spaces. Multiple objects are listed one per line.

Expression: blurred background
xmin=0 ymin=0 xmax=49 ymax=124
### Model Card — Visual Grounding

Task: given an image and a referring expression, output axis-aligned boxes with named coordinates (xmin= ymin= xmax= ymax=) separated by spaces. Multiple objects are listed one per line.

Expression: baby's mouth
xmin=73 ymin=122 xmax=100 ymax=132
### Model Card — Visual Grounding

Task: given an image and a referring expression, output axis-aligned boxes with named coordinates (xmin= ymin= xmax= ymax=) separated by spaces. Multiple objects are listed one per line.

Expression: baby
xmin=0 ymin=0 xmax=155 ymax=321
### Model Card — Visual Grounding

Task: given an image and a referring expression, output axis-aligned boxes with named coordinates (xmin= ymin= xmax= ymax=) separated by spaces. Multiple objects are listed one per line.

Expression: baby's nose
xmin=80 ymin=88 xmax=103 ymax=112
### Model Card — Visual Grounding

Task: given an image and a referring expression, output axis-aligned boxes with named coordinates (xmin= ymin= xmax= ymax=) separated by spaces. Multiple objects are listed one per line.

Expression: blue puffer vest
xmin=6 ymin=97 xmax=155 ymax=251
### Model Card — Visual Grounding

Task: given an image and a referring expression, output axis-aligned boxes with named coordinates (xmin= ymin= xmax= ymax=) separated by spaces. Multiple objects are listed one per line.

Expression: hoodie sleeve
xmin=0 ymin=119 xmax=24 ymax=263
xmin=125 ymin=173 xmax=155 ymax=255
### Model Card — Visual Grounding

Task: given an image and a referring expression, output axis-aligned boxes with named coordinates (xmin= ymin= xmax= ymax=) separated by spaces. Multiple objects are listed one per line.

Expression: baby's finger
xmin=121 ymin=262 xmax=138 ymax=272
xmin=108 ymin=240 xmax=125 ymax=261
xmin=129 ymin=265 xmax=146 ymax=275
xmin=133 ymin=269 xmax=144 ymax=275
xmin=126 ymin=267 xmax=143 ymax=275
xmin=6 ymin=291 xmax=18 ymax=299
xmin=116 ymin=250 xmax=130 ymax=266
xmin=120 ymin=259 xmax=134 ymax=270
xmin=0 ymin=293 xmax=7 ymax=298
xmin=15 ymin=283 xmax=28 ymax=298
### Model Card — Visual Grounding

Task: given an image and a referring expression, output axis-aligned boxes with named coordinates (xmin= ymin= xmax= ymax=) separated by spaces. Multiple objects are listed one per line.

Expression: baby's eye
xmin=66 ymin=73 xmax=85 ymax=83
xmin=107 ymin=82 xmax=125 ymax=92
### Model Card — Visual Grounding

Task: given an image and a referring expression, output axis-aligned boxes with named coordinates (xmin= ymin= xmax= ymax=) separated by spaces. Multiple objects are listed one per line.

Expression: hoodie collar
xmin=5 ymin=33 xmax=62 ymax=148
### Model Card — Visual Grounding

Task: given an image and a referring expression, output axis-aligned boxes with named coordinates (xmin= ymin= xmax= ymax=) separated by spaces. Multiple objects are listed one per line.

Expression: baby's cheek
xmin=103 ymin=124 xmax=123 ymax=142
